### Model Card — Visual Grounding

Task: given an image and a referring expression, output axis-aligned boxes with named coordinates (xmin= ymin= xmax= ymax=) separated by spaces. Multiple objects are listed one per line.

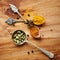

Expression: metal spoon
xmin=9 ymin=4 xmax=27 ymax=23
xmin=12 ymin=30 xmax=54 ymax=59
xmin=5 ymin=18 xmax=28 ymax=25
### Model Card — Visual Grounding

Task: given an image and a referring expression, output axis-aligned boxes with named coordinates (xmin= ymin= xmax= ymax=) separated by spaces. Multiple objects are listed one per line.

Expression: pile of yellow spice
xmin=23 ymin=9 xmax=45 ymax=26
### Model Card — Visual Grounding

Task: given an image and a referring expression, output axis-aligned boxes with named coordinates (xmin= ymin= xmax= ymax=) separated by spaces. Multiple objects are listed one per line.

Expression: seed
xmin=20 ymin=33 xmax=23 ymax=36
xmin=17 ymin=17 xmax=19 ymax=19
xmin=50 ymin=29 xmax=53 ymax=31
xmin=31 ymin=50 xmax=34 ymax=53
xmin=27 ymin=51 xmax=30 ymax=54
xmin=28 ymin=14 xmax=30 ymax=17
xmin=16 ymin=40 xmax=19 ymax=44
xmin=17 ymin=31 xmax=21 ymax=33
xmin=27 ymin=34 xmax=29 ymax=37
xmin=10 ymin=32 xmax=12 ymax=35
xmin=14 ymin=39 xmax=17 ymax=42
xmin=18 ymin=34 xmax=21 ymax=37
xmin=21 ymin=40 xmax=23 ymax=42
xmin=14 ymin=34 xmax=18 ymax=37
xmin=16 ymin=36 xmax=19 ymax=39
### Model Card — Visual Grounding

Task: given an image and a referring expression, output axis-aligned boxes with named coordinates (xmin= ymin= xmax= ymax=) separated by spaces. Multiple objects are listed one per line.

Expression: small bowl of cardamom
xmin=12 ymin=30 xmax=26 ymax=45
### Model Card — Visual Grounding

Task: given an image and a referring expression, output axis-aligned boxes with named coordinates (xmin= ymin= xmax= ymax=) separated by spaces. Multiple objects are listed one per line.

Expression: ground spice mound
xmin=30 ymin=26 xmax=39 ymax=37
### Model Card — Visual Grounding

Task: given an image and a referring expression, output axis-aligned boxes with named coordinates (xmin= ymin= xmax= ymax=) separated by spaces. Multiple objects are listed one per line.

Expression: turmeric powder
xmin=33 ymin=16 xmax=45 ymax=25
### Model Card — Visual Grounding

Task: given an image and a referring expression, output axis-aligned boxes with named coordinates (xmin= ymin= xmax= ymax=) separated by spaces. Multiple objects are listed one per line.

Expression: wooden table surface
xmin=0 ymin=0 xmax=60 ymax=60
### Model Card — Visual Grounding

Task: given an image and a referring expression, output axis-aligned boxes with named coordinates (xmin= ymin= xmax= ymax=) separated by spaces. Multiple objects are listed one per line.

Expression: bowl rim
xmin=12 ymin=30 xmax=26 ymax=45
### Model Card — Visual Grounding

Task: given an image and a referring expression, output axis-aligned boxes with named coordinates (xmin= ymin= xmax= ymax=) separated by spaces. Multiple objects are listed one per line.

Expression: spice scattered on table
xmin=31 ymin=50 xmax=34 ymax=53
xmin=17 ymin=17 xmax=20 ymax=19
xmin=50 ymin=29 xmax=53 ymax=31
xmin=27 ymin=34 xmax=29 ymax=37
xmin=27 ymin=51 xmax=30 ymax=54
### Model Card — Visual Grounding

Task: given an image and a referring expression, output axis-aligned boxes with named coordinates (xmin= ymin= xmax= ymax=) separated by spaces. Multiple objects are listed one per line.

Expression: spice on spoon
xmin=30 ymin=26 xmax=40 ymax=38
xmin=12 ymin=30 xmax=26 ymax=45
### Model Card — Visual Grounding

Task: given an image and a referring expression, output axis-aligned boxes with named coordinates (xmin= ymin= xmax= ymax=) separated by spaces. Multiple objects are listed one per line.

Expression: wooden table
xmin=0 ymin=0 xmax=60 ymax=60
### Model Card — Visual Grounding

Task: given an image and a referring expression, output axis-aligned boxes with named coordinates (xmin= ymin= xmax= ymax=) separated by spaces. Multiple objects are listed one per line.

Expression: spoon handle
xmin=17 ymin=12 xmax=27 ymax=23
xmin=26 ymin=40 xmax=54 ymax=59
xmin=15 ymin=20 xmax=26 ymax=23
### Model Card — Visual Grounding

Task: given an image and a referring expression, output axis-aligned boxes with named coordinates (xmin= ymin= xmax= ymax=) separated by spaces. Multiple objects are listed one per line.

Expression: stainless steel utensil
xmin=5 ymin=18 xmax=27 ymax=25
xmin=12 ymin=30 xmax=54 ymax=59
xmin=9 ymin=4 xmax=27 ymax=22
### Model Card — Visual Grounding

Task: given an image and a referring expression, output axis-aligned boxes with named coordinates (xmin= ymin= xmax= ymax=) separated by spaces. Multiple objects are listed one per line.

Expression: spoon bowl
xmin=12 ymin=30 xmax=54 ymax=59
xmin=12 ymin=30 xmax=27 ymax=45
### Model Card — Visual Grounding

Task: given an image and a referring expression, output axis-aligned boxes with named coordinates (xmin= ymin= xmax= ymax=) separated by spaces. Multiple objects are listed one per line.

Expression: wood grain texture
xmin=0 ymin=0 xmax=60 ymax=60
